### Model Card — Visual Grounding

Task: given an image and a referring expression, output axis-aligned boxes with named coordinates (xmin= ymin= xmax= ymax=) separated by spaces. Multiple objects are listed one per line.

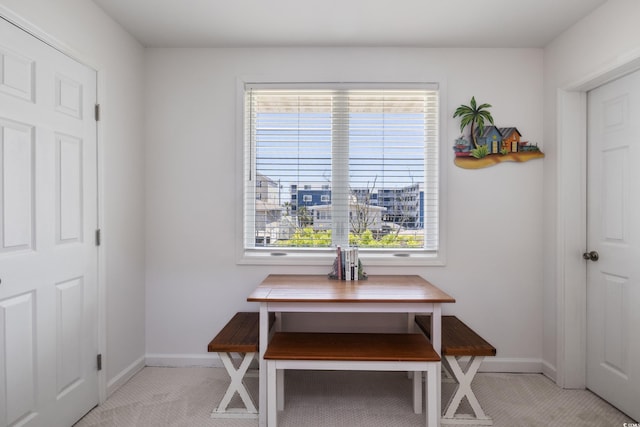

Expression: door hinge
xmin=95 ymin=229 xmax=101 ymax=246
xmin=95 ymin=104 xmax=101 ymax=121
xmin=97 ymin=354 xmax=102 ymax=371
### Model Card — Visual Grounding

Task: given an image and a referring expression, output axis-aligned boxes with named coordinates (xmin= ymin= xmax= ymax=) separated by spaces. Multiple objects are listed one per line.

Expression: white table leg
xmin=259 ymin=304 xmax=269 ymax=427
xmin=407 ymin=312 xmax=416 ymax=332
xmin=407 ymin=313 xmax=416 ymax=380
xmin=432 ymin=304 xmax=442 ymax=421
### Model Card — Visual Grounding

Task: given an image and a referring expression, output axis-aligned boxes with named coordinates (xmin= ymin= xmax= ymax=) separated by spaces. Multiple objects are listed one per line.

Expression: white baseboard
xmin=477 ymin=357 xmax=544 ymax=374
xmin=106 ymin=356 xmax=146 ymax=397
xmin=541 ymin=360 xmax=557 ymax=382
xmin=146 ymin=353 xmax=545 ymax=374
xmin=145 ymin=353 xmax=223 ymax=368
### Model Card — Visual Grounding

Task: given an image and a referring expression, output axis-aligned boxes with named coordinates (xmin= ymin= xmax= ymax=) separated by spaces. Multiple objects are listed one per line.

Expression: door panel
xmin=0 ymin=292 xmax=37 ymax=426
xmin=587 ymin=69 xmax=640 ymax=421
xmin=0 ymin=46 xmax=34 ymax=102
xmin=0 ymin=17 xmax=98 ymax=427
xmin=1 ymin=119 xmax=35 ymax=252
xmin=56 ymin=277 xmax=84 ymax=397
xmin=57 ymin=134 xmax=84 ymax=243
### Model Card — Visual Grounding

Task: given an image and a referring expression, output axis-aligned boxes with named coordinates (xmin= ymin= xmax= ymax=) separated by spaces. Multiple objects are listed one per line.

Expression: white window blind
xmin=244 ymin=83 xmax=439 ymax=256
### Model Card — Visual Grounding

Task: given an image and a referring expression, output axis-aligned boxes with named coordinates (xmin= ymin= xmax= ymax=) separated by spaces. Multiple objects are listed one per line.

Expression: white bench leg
xmin=277 ymin=369 xmax=284 ymax=410
xmin=211 ymin=352 xmax=257 ymax=418
xmin=413 ymin=371 xmax=422 ymax=414
xmin=425 ymin=362 xmax=439 ymax=427
xmin=267 ymin=361 xmax=278 ymax=427
xmin=441 ymin=355 xmax=492 ymax=425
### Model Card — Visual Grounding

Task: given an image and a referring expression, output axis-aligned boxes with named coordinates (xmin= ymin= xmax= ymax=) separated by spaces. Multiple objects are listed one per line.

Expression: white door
xmin=586 ymin=69 xmax=640 ymax=421
xmin=0 ymin=17 xmax=99 ymax=427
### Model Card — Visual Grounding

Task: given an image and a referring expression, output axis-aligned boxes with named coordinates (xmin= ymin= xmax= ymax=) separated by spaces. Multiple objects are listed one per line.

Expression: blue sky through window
xmin=255 ymin=111 xmax=425 ymax=201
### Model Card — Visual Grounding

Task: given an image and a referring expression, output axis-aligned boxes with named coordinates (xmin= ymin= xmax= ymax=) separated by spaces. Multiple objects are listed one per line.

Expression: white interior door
xmin=586 ymin=69 xmax=640 ymax=421
xmin=0 ymin=17 xmax=99 ymax=427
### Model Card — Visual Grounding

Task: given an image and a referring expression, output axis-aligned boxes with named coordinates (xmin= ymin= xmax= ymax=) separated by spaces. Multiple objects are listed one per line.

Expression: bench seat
xmin=207 ymin=312 xmax=263 ymax=419
xmin=415 ymin=315 xmax=496 ymax=425
xmin=265 ymin=332 xmax=441 ymax=427
xmin=208 ymin=311 xmax=261 ymax=353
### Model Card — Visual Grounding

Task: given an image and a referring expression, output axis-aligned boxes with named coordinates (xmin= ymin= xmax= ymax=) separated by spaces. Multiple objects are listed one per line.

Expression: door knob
xmin=582 ymin=251 xmax=599 ymax=261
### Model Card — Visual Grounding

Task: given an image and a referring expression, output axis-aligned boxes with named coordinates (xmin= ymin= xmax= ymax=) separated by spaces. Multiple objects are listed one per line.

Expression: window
xmin=242 ymin=83 xmax=441 ymax=264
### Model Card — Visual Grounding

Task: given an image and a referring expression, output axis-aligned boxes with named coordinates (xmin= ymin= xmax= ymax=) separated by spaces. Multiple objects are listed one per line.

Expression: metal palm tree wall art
xmin=453 ymin=97 xmax=543 ymax=169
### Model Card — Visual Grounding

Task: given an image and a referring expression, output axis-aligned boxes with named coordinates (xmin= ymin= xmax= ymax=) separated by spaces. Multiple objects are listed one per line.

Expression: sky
xmin=255 ymin=111 xmax=425 ymax=202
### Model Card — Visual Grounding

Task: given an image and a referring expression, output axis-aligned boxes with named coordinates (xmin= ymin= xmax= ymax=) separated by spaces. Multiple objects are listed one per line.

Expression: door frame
xmin=0 ymin=6 xmax=107 ymax=404
xmin=555 ymin=50 xmax=640 ymax=389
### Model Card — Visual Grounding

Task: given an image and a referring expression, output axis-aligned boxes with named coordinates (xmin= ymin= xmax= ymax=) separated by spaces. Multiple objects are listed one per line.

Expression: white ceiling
xmin=93 ymin=0 xmax=607 ymax=48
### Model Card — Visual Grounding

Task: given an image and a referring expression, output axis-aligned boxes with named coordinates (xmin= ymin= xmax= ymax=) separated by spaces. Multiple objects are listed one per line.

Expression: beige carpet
xmin=74 ymin=367 xmax=635 ymax=427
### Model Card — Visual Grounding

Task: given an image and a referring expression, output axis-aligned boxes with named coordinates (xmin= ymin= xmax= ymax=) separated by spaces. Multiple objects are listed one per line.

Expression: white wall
xmin=0 ymin=0 xmax=146 ymax=394
xmin=542 ymin=0 xmax=640 ymax=384
xmin=144 ymin=47 xmax=545 ymax=371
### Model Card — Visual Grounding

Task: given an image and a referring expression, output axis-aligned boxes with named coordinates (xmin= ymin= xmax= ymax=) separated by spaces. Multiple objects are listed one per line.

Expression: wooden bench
xmin=264 ymin=332 xmax=441 ymax=427
xmin=207 ymin=312 xmax=265 ymax=418
xmin=415 ymin=315 xmax=496 ymax=425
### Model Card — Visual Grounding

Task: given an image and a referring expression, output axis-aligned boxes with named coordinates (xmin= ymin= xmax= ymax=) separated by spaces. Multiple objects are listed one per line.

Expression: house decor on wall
xmin=453 ymin=97 xmax=544 ymax=169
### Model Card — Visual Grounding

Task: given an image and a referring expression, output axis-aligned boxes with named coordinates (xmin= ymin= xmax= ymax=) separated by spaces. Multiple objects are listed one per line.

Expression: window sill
xmin=237 ymin=249 xmax=445 ymax=267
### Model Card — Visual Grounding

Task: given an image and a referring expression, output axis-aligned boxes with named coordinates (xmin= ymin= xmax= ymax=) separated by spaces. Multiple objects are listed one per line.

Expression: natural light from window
xmin=242 ymin=83 xmax=440 ymax=264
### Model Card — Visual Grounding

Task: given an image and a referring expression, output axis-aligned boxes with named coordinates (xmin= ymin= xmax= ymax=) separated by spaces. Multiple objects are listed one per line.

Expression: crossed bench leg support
xmin=414 ymin=314 xmax=496 ymax=425
xmin=441 ymin=354 xmax=492 ymax=425
xmin=208 ymin=312 xmax=271 ymax=419
xmin=211 ymin=351 xmax=258 ymax=418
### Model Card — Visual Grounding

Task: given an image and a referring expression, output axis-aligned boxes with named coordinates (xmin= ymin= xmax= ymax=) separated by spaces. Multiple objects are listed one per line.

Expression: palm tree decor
xmin=453 ymin=96 xmax=494 ymax=150
xmin=452 ymin=97 xmax=544 ymax=169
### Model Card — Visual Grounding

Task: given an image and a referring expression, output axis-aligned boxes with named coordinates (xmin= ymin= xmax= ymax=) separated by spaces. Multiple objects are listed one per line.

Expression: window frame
xmin=235 ymin=79 xmax=448 ymax=266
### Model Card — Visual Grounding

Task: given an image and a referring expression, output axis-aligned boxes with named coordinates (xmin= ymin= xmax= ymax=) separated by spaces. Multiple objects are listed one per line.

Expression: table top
xmin=247 ymin=274 xmax=455 ymax=303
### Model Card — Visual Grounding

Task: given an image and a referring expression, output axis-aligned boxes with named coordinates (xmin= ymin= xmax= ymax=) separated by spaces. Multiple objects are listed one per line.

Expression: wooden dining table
xmin=247 ymin=274 xmax=456 ymax=427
